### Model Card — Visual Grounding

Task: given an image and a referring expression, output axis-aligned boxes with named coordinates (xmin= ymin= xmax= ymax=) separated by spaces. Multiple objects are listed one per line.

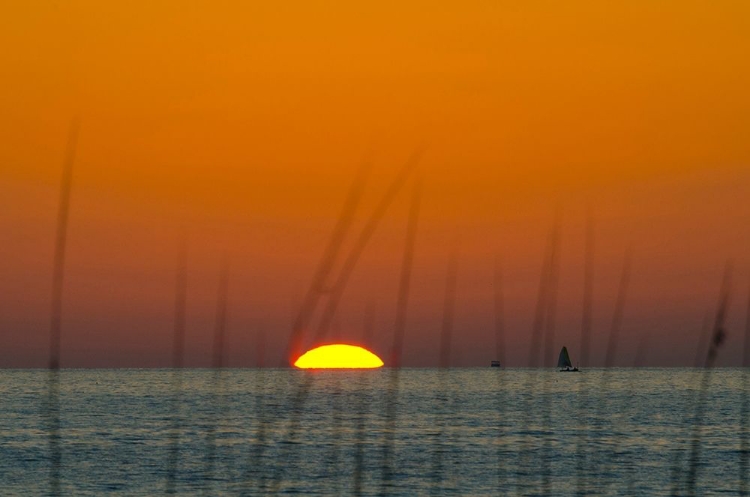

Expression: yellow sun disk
xmin=294 ymin=344 xmax=384 ymax=369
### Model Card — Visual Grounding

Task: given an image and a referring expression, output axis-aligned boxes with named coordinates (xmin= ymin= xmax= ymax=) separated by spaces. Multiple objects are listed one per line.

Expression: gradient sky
xmin=1 ymin=1 xmax=749 ymax=367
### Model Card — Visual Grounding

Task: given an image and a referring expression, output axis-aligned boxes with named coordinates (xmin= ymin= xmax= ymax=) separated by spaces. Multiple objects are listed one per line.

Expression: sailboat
xmin=557 ymin=346 xmax=579 ymax=372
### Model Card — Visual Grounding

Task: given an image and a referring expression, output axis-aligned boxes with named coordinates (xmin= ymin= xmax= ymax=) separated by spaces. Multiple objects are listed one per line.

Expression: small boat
xmin=557 ymin=346 xmax=579 ymax=372
xmin=490 ymin=360 xmax=501 ymax=368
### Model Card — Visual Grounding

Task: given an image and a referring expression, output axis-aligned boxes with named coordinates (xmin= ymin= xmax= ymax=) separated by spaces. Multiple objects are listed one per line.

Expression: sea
xmin=1 ymin=368 xmax=748 ymax=495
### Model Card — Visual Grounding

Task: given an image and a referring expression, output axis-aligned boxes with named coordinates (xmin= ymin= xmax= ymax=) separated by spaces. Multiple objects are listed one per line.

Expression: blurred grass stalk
xmin=47 ymin=121 xmax=79 ymax=496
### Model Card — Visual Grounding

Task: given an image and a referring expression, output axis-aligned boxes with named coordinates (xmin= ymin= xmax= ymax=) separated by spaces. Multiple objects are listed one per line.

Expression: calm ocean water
xmin=0 ymin=368 xmax=748 ymax=495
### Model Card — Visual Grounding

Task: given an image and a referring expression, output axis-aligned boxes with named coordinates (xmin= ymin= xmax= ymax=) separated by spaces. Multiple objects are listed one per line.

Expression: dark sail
xmin=557 ymin=346 xmax=572 ymax=368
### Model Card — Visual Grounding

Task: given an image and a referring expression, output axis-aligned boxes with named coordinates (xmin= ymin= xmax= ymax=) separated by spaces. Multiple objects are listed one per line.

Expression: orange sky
xmin=1 ymin=1 xmax=749 ymax=367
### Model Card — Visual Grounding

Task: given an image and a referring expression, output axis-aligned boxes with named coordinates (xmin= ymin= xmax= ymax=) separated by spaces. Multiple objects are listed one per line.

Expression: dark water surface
xmin=0 ymin=368 xmax=747 ymax=495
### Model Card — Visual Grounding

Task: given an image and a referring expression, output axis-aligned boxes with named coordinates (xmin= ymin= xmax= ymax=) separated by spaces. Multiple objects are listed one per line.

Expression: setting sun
xmin=293 ymin=344 xmax=384 ymax=369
